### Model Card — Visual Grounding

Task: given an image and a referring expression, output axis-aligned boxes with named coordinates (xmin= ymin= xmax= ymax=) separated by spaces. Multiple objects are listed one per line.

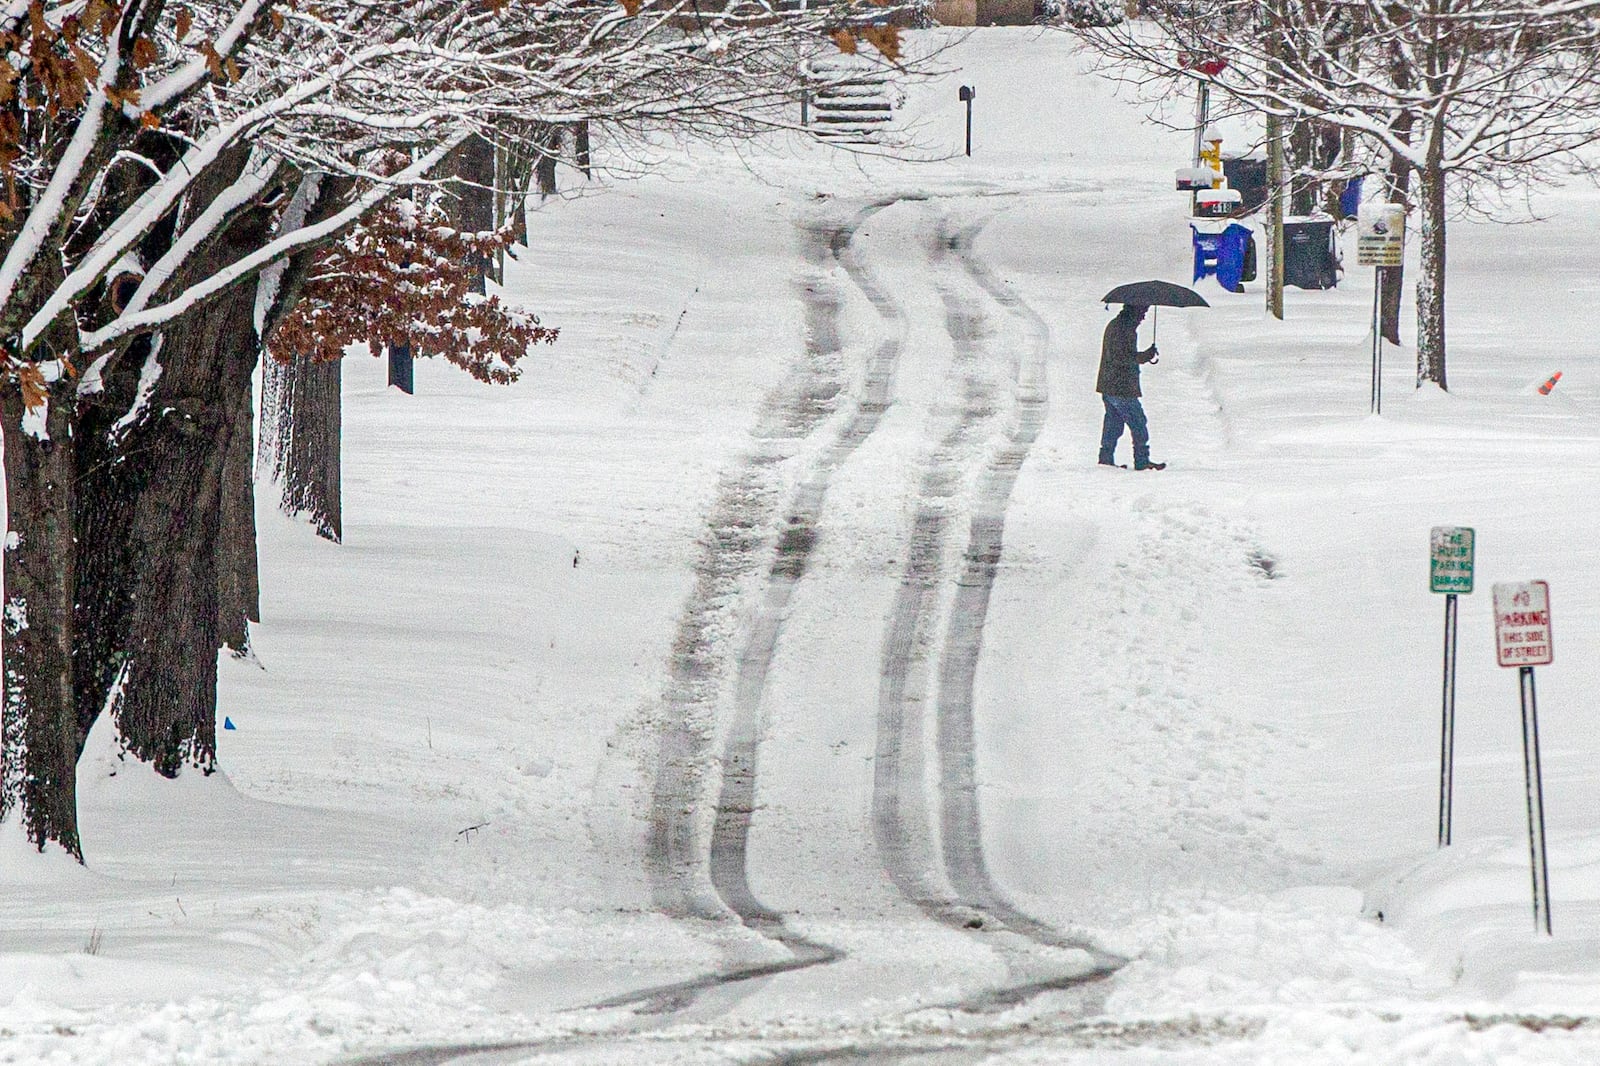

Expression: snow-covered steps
xmin=803 ymin=55 xmax=897 ymax=142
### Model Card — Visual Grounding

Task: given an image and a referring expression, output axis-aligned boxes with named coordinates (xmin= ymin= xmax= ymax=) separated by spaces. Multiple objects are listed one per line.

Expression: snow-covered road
xmin=14 ymin=27 xmax=1600 ymax=1065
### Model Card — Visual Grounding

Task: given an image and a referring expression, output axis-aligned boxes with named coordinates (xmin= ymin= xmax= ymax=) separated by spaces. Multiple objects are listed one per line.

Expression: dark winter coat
xmin=1096 ymin=309 xmax=1157 ymax=397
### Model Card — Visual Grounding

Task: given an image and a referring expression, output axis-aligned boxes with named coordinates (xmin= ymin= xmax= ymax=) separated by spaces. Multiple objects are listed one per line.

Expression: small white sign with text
xmin=1493 ymin=581 xmax=1553 ymax=667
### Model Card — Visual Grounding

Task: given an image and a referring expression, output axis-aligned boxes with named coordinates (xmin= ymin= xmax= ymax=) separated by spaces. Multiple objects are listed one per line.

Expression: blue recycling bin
xmin=1338 ymin=176 xmax=1364 ymax=219
xmin=1192 ymin=222 xmax=1254 ymax=293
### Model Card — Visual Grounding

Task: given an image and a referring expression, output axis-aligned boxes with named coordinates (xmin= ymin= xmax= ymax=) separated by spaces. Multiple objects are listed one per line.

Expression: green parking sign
xmin=1430 ymin=526 xmax=1475 ymax=594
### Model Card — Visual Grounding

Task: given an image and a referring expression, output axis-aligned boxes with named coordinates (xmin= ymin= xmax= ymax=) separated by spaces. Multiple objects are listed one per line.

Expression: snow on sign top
xmin=1493 ymin=581 xmax=1553 ymax=667
xmin=1429 ymin=525 xmax=1474 ymax=593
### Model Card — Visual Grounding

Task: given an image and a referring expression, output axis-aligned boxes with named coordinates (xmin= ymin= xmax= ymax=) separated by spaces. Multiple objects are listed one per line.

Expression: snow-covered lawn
xmin=7 ymin=27 xmax=1600 ymax=1064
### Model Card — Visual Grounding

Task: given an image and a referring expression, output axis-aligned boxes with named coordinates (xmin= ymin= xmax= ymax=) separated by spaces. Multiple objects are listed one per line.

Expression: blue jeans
xmin=1099 ymin=396 xmax=1149 ymax=466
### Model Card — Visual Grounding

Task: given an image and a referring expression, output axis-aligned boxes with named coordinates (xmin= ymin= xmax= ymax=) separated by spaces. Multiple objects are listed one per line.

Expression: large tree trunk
xmin=73 ymin=338 xmax=145 ymax=754
xmin=1287 ymin=121 xmax=1320 ymax=217
xmin=1415 ymin=161 xmax=1447 ymax=389
xmin=446 ymin=134 xmax=496 ymax=296
xmin=73 ymin=148 xmax=271 ymax=775
xmin=76 ymin=297 xmax=265 ymax=778
xmin=217 ymin=383 xmax=260 ymax=656
xmin=1379 ymin=107 xmax=1416 ymax=347
xmin=1379 ymin=156 xmax=1412 ymax=347
xmin=254 ymin=170 xmax=356 ymax=545
xmin=260 ymin=354 xmax=342 ymax=543
xmin=535 ymin=124 xmax=562 ymax=201
xmin=0 ymin=375 xmax=81 ymax=856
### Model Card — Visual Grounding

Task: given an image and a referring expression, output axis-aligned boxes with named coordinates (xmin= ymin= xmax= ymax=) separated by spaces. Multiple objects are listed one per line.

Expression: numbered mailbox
xmin=1430 ymin=526 xmax=1474 ymax=594
xmin=1493 ymin=581 xmax=1553 ymax=667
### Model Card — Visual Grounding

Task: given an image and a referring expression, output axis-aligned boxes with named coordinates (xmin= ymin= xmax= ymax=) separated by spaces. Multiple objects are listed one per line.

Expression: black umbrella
xmin=1101 ymin=279 xmax=1209 ymax=344
xmin=1100 ymin=279 xmax=1210 ymax=308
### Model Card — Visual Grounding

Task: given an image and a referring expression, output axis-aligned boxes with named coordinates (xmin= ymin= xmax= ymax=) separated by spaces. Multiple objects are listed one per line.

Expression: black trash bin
xmin=1222 ymin=153 xmax=1268 ymax=215
xmin=1281 ymin=217 xmax=1339 ymax=290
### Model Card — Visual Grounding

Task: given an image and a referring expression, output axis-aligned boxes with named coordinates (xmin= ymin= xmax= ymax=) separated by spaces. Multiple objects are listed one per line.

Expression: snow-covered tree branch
xmin=1069 ymin=0 xmax=1600 ymax=386
xmin=0 ymin=0 xmax=922 ymax=858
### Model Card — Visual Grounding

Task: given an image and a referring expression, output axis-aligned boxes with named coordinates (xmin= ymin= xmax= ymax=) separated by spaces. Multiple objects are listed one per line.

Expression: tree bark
xmin=1288 ymin=121 xmax=1318 ymax=217
xmin=573 ymin=120 xmax=591 ymax=180
xmin=1415 ymin=162 xmax=1447 ymax=389
xmin=1379 ymin=98 xmax=1416 ymax=347
xmin=254 ymin=172 xmax=357 ymax=546
xmin=0 ymin=375 xmax=81 ymax=856
xmin=72 ymin=147 xmax=271 ymax=776
xmin=261 ymin=354 xmax=342 ymax=543
xmin=1379 ymin=156 xmax=1412 ymax=347
xmin=535 ymin=124 xmax=562 ymax=201
xmin=217 ymin=381 xmax=260 ymax=655
xmin=75 ymin=271 xmax=266 ymax=776
xmin=445 ymin=134 xmax=496 ymax=296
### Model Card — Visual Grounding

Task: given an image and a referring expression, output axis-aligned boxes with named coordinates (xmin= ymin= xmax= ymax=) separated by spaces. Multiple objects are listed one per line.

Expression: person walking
xmin=1096 ymin=303 xmax=1165 ymax=471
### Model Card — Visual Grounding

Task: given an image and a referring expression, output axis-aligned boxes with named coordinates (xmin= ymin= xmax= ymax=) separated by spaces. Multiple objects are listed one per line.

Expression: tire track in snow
xmin=872 ymin=213 xmax=999 ymax=924
xmin=705 ymin=193 xmax=911 ymax=940
xmin=873 ymin=209 xmax=1123 ymax=1011
xmin=604 ymin=195 xmax=913 ymax=1013
xmin=341 ymin=199 xmax=907 ymax=1065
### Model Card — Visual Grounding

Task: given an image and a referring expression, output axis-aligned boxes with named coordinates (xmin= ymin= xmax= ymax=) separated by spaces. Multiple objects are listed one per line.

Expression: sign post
xmin=1493 ymin=580 xmax=1554 ymax=935
xmin=1358 ymin=203 xmax=1405 ymax=414
xmin=1430 ymin=526 xmax=1474 ymax=847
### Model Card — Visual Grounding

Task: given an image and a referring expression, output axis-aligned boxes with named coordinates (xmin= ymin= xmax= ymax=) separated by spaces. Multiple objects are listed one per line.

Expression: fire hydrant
xmin=1198 ymin=130 xmax=1225 ymax=188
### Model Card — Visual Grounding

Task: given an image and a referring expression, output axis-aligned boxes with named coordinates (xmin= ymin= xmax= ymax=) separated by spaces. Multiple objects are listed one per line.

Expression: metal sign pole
xmin=1439 ymin=591 xmax=1458 ymax=847
xmin=1359 ymin=204 xmax=1404 ymax=412
xmin=1519 ymin=665 xmax=1553 ymax=935
xmin=1432 ymin=526 xmax=1474 ymax=847
xmin=1494 ymin=579 xmax=1553 ymax=934
xmin=1371 ymin=267 xmax=1382 ymax=413
xmin=1375 ymin=267 xmax=1384 ymax=413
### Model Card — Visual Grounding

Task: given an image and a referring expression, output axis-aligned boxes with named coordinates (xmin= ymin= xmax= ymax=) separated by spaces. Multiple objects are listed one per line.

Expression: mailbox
xmin=1193 ymin=187 xmax=1242 ymax=219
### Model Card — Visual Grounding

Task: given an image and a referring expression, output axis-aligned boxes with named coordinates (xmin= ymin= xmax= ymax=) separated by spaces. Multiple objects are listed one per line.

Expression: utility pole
xmin=1266 ymin=112 xmax=1285 ymax=320
xmin=1191 ymin=81 xmax=1210 ymax=216
xmin=1263 ymin=1 xmax=1285 ymax=321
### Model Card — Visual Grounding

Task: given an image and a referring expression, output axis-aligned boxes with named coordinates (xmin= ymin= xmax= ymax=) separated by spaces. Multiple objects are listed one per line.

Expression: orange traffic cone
xmin=1539 ymin=370 xmax=1562 ymax=395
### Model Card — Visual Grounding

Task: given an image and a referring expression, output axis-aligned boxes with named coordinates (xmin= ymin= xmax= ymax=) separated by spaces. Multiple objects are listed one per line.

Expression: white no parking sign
xmin=1493 ymin=579 xmax=1555 ymax=935
xmin=1494 ymin=581 xmax=1553 ymax=667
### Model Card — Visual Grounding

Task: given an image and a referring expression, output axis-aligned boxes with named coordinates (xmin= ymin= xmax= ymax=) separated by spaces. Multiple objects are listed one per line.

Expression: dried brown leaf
xmin=200 ymin=40 xmax=223 ymax=79
xmin=131 ymin=36 xmax=158 ymax=69
xmin=17 ymin=363 xmax=46 ymax=411
xmin=861 ymin=24 xmax=901 ymax=63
